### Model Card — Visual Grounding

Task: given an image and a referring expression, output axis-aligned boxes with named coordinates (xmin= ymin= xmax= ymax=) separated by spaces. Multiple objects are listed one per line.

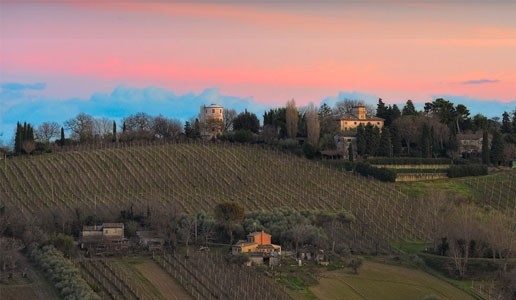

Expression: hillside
xmin=0 ymin=142 xmax=426 ymax=250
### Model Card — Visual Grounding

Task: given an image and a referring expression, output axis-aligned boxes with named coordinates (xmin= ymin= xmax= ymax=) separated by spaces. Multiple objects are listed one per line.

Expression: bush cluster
xmin=27 ymin=244 xmax=99 ymax=300
xmin=367 ymin=157 xmax=452 ymax=165
xmin=447 ymin=164 xmax=488 ymax=178
xmin=354 ymin=162 xmax=397 ymax=182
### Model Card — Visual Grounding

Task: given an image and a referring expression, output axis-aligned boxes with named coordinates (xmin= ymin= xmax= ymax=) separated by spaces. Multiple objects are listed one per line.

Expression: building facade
xmin=339 ymin=106 xmax=384 ymax=131
xmin=232 ymin=231 xmax=281 ymax=255
xmin=200 ymin=104 xmax=224 ymax=139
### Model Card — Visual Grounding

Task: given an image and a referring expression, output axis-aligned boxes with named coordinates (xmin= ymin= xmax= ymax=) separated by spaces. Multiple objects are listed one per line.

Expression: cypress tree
xmin=112 ymin=121 xmax=117 ymax=142
xmin=402 ymin=100 xmax=417 ymax=116
xmin=490 ymin=131 xmax=504 ymax=166
xmin=501 ymin=112 xmax=511 ymax=133
xmin=379 ymin=127 xmax=392 ymax=157
xmin=365 ymin=125 xmax=380 ymax=156
xmin=420 ymin=123 xmax=431 ymax=158
xmin=14 ymin=122 xmax=22 ymax=154
xmin=60 ymin=127 xmax=65 ymax=146
xmin=390 ymin=123 xmax=402 ymax=157
xmin=481 ymin=130 xmax=489 ymax=164
xmin=356 ymin=124 xmax=366 ymax=156
xmin=348 ymin=143 xmax=354 ymax=162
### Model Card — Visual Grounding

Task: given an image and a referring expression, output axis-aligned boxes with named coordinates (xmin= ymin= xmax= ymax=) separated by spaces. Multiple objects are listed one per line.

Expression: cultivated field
xmin=0 ymin=142 xmax=429 ymax=251
xmin=309 ymin=261 xmax=475 ymax=300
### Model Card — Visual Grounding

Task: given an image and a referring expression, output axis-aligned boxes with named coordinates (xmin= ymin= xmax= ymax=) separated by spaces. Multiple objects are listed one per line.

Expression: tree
xmin=233 ymin=110 xmax=260 ymax=133
xmin=319 ymin=103 xmax=337 ymax=135
xmin=223 ymin=108 xmax=237 ymax=131
xmin=305 ymin=104 xmax=320 ymax=146
xmin=348 ymin=257 xmax=363 ymax=274
xmin=93 ymin=117 xmax=112 ymax=141
xmin=356 ymin=124 xmax=366 ymax=156
xmin=112 ymin=121 xmax=117 ymax=142
xmin=263 ymin=108 xmax=287 ymax=138
xmin=454 ymin=104 xmax=470 ymax=134
xmin=501 ymin=111 xmax=512 ymax=133
xmin=333 ymin=99 xmax=375 ymax=118
xmin=512 ymin=109 xmax=516 ymax=133
xmin=402 ymin=100 xmax=417 ymax=116
xmin=122 ymin=112 xmax=153 ymax=140
xmin=481 ymin=130 xmax=489 ymax=164
xmin=390 ymin=122 xmax=402 ymax=157
xmin=379 ymin=127 xmax=392 ymax=157
xmin=420 ymin=123 xmax=431 ymax=158
xmin=178 ymin=215 xmax=195 ymax=257
xmin=364 ymin=124 xmax=380 ymax=156
xmin=286 ymin=99 xmax=298 ymax=139
xmin=472 ymin=114 xmax=489 ymax=132
xmin=14 ymin=122 xmax=35 ymax=154
xmin=153 ymin=116 xmax=182 ymax=139
xmin=214 ymin=201 xmax=244 ymax=245
xmin=59 ymin=127 xmax=65 ymax=146
xmin=376 ymin=98 xmax=388 ymax=119
xmin=22 ymin=140 xmax=35 ymax=155
xmin=348 ymin=143 xmax=354 ymax=162
xmin=490 ymin=131 xmax=505 ymax=165
xmin=65 ymin=113 xmax=94 ymax=142
xmin=35 ymin=122 xmax=60 ymax=143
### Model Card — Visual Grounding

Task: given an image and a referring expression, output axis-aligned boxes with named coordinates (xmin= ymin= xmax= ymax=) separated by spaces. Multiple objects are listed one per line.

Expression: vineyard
xmin=461 ymin=172 xmax=516 ymax=216
xmin=2 ymin=142 xmax=436 ymax=249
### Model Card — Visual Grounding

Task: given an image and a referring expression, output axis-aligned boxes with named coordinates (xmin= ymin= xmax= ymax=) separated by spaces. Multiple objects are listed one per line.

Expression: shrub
xmin=354 ymin=163 xmax=396 ymax=182
xmin=447 ymin=164 xmax=488 ymax=178
xmin=303 ymin=143 xmax=319 ymax=159
xmin=367 ymin=157 xmax=452 ymax=165
xmin=233 ymin=130 xmax=255 ymax=143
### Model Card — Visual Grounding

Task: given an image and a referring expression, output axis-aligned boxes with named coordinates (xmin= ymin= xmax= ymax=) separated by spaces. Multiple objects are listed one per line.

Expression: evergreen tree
xmin=348 ymin=143 xmax=354 ymax=162
xmin=420 ymin=123 xmax=431 ymax=158
xmin=402 ymin=100 xmax=417 ymax=116
xmin=390 ymin=123 xmax=402 ymax=157
xmin=481 ymin=130 xmax=489 ymax=165
xmin=60 ymin=127 xmax=65 ymax=146
xmin=376 ymin=98 xmax=388 ymax=119
xmin=122 ymin=122 xmax=127 ymax=133
xmin=379 ymin=127 xmax=392 ymax=157
xmin=112 ymin=121 xmax=117 ymax=142
xmin=233 ymin=110 xmax=260 ymax=133
xmin=448 ymin=128 xmax=459 ymax=157
xmin=501 ymin=111 xmax=512 ymax=133
xmin=365 ymin=124 xmax=380 ymax=156
xmin=14 ymin=121 xmax=35 ymax=154
xmin=490 ymin=131 xmax=504 ymax=166
xmin=512 ymin=110 xmax=516 ymax=133
xmin=184 ymin=121 xmax=193 ymax=138
xmin=391 ymin=104 xmax=402 ymax=120
xmin=356 ymin=124 xmax=366 ymax=156
xmin=14 ymin=122 xmax=21 ymax=154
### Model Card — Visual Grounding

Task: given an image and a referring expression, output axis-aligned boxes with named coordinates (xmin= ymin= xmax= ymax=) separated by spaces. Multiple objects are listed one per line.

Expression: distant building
xmin=458 ymin=133 xmax=488 ymax=154
xmin=136 ymin=231 xmax=164 ymax=251
xmin=200 ymin=104 xmax=224 ymax=139
xmin=339 ymin=106 xmax=384 ymax=131
xmin=80 ymin=223 xmax=127 ymax=255
xmin=232 ymin=231 xmax=281 ymax=256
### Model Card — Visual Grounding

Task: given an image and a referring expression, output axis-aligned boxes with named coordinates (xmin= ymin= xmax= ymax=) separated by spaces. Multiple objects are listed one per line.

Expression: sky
xmin=1 ymin=0 xmax=516 ymax=143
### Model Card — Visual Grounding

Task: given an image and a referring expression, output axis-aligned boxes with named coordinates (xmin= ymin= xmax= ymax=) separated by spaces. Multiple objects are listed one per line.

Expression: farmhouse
xmin=136 ymin=230 xmax=164 ymax=251
xmin=458 ymin=133 xmax=488 ymax=154
xmin=80 ymin=223 xmax=128 ymax=255
xmin=232 ymin=231 xmax=281 ymax=256
xmin=339 ymin=106 xmax=384 ymax=131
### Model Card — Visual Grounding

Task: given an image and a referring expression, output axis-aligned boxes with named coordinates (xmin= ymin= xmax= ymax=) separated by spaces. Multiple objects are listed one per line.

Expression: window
xmin=212 ymin=109 xmax=215 ymax=113
xmin=354 ymin=122 xmax=357 ymax=125
xmin=220 ymin=109 xmax=222 ymax=113
xmin=377 ymin=122 xmax=380 ymax=125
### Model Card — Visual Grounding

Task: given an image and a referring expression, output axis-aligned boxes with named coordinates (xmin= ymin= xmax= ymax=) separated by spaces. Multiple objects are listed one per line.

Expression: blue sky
xmin=1 ymin=82 xmax=515 ymax=146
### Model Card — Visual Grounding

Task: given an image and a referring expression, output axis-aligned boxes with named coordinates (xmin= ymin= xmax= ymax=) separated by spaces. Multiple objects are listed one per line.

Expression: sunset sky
xmin=1 ymin=0 xmax=516 ymax=142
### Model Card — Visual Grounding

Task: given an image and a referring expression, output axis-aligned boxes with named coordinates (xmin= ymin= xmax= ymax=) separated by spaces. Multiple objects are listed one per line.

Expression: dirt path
xmin=135 ymin=261 xmax=192 ymax=300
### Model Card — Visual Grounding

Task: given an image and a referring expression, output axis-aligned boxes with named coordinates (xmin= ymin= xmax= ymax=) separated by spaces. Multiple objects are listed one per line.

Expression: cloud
xmin=0 ymin=85 xmax=272 ymax=144
xmin=461 ymin=79 xmax=500 ymax=85
xmin=1 ymin=82 xmax=46 ymax=91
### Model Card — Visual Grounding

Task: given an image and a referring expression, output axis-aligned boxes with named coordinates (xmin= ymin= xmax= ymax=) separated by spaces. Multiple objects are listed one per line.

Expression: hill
xmin=0 ymin=142 xmax=426 ymax=251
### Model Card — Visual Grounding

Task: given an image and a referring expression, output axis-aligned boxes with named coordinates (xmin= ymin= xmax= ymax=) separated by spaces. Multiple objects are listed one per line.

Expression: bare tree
xmin=22 ymin=140 xmax=36 ymax=155
xmin=484 ymin=210 xmax=515 ymax=273
xmin=393 ymin=115 xmax=422 ymax=155
xmin=286 ymin=99 xmax=298 ymax=139
xmin=93 ymin=117 xmax=112 ymax=141
xmin=35 ymin=122 xmax=60 ymax=143
xmin=305 ymin=104 xmax=320 ymax=146
xmin=292 ymin=224 xmax=310 ymax=253
xmin=153 ymin=116 xmax=182 ymax=139
xmin=65 ymin=113 xmax=94 ymax=142
xmin=333 ymin=99 xmax=375 ymax=118
xmin=122 ymin=112 xmax=154 ymax=140
xmin=178 ymin=215 xmax=195 ymax=257
xmin=223 ymin=109 xmax=237 ymax=132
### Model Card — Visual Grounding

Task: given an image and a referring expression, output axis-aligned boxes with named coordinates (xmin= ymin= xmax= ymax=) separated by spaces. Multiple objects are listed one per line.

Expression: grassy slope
xmin=309 ymin=261 xmax=475 ymax=300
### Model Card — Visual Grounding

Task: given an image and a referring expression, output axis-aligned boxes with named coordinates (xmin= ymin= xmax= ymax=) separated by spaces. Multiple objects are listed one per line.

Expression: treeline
xmin=8 ymin=97 xmax=516 ymax=166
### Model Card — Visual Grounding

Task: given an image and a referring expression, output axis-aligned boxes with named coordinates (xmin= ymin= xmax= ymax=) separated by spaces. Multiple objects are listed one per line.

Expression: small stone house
xmin=80 ymin=223 xmax=127 ymax=255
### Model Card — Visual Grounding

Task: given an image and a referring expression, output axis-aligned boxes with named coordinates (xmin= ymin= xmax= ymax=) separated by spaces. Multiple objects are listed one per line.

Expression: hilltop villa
xmin=232 ymin=231 xmax=281 ymax=256
xmin=339 ymin=106 xmax=384 ymax=131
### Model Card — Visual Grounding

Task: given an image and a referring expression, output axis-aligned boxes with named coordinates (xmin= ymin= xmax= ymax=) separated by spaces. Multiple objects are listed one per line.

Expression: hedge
xmin=354 ymin=162 xmax=397 ymax=182
xmin=447 ymin=164 xmax=488 ymax=178
xmin=27 ymin=244 xmax=100 ymax=300
xmin=368 ymin=157 xmax=452 ymax=165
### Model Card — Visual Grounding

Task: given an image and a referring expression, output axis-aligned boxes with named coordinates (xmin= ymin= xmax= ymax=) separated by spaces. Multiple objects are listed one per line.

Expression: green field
xmin=308 ymin=261 xmax=475 ymax=300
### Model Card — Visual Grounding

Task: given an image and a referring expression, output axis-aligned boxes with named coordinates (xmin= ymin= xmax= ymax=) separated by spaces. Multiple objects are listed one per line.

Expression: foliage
xmin=490 ymin=131 xmax=505 ymax=165
xmin=354 ymin=162 xmax=397 ymax=182
xmin=447 ymin=165 xmax=488 ymax=178
xmin=14 ymin=121 xmax=35 ymax=154
xmin=214 ymin=201 xmax=245 ymax=244
xmin=27 ymin=243 xmax=100 ymax=299
xmin=286 ymin=99 xmax=298 ymax=139
xmin=367 ymin=157 xmax=452 ymax=165
xmin=233 ymin=110 xmax=260 ymax=133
